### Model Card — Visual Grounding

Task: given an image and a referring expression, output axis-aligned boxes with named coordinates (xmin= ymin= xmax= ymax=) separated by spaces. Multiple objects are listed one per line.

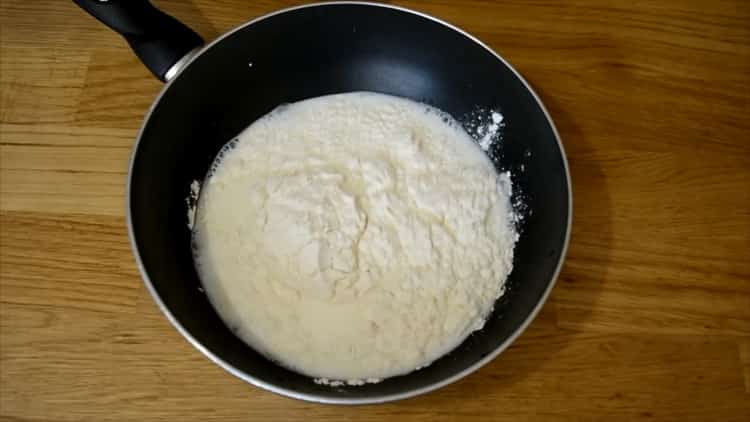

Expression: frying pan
xmin=74 ymin=0 xmax=572 ymax=404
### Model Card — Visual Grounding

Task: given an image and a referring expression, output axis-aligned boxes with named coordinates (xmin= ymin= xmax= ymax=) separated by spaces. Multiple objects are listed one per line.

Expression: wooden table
xmin=1 ymin=1 xmax=748 ymax=420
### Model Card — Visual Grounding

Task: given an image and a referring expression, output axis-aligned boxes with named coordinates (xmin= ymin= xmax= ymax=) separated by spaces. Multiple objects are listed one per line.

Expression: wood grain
xmin=1 ymin=0 xmax=749 ymax=420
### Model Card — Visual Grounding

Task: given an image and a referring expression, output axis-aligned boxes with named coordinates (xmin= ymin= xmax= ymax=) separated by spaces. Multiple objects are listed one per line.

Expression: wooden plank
xmin=0 ymin=212 xmax=139 ymax=313
xmin=0 ymin=125 xmax=133 ymax=216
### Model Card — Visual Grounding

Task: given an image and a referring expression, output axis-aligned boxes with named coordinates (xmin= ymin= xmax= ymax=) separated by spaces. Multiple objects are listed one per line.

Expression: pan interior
xmin=129 ymin=3 xmax=569 ymax=402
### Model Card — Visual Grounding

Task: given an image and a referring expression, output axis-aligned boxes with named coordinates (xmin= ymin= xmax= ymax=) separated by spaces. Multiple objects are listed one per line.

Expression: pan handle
xmin=73 ymin=0 xmax=204 ymax=82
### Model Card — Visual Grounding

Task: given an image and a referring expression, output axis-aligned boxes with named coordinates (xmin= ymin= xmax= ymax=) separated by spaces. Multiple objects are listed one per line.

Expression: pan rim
xmin=126 ymin=1 xmax=573 ymax=405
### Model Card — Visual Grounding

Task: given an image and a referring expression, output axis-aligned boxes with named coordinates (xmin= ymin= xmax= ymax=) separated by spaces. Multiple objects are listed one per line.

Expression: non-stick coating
xmin=129 ymin=3 xmax=570 ymax=403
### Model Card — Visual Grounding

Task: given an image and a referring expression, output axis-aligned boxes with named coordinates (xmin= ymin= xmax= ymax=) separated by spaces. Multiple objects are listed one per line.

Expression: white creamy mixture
xmin=192 ymin=92 xmax=517 ymax=383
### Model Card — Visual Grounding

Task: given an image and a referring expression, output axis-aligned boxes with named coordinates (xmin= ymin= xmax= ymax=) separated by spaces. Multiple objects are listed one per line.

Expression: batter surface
xmin=192 ymin=92 xmax=517 ymax=382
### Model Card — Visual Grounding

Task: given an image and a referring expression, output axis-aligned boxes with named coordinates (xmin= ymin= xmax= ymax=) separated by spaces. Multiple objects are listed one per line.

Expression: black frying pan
xmin=74 ymin=0 xmax=571 ymax=404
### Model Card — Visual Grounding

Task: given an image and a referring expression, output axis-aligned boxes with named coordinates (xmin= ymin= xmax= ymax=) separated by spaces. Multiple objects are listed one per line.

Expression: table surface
xmin=1 ymin=0 xmax=749 ymax=420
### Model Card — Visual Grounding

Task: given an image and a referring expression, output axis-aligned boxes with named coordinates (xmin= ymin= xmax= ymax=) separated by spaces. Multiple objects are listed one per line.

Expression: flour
xmin=192 ymin=92 xmax=517 ymax=383
xmin=186 ymin=180 xmax=201 ymax=230
xmin=461 ymin=108 xmax=506 ymax=164
xmin=476 ymin=112 xmax=503 ymax=151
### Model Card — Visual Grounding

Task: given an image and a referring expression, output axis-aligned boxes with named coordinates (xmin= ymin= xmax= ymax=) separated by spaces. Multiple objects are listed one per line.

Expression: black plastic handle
xmin=73 ymin=0 xmax=204 ymax=81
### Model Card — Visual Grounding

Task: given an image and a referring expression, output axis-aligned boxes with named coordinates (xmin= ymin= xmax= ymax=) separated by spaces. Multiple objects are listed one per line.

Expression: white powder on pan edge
xmin=186 ymin=180 xmax=201 ymax=230
xmin=191 ymin=92 xmax=518 ymax=385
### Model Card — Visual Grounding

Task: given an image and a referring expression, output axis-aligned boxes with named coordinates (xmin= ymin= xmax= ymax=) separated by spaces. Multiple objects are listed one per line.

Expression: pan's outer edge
xmin=126 ymin=1 xmax=573 ymax=405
